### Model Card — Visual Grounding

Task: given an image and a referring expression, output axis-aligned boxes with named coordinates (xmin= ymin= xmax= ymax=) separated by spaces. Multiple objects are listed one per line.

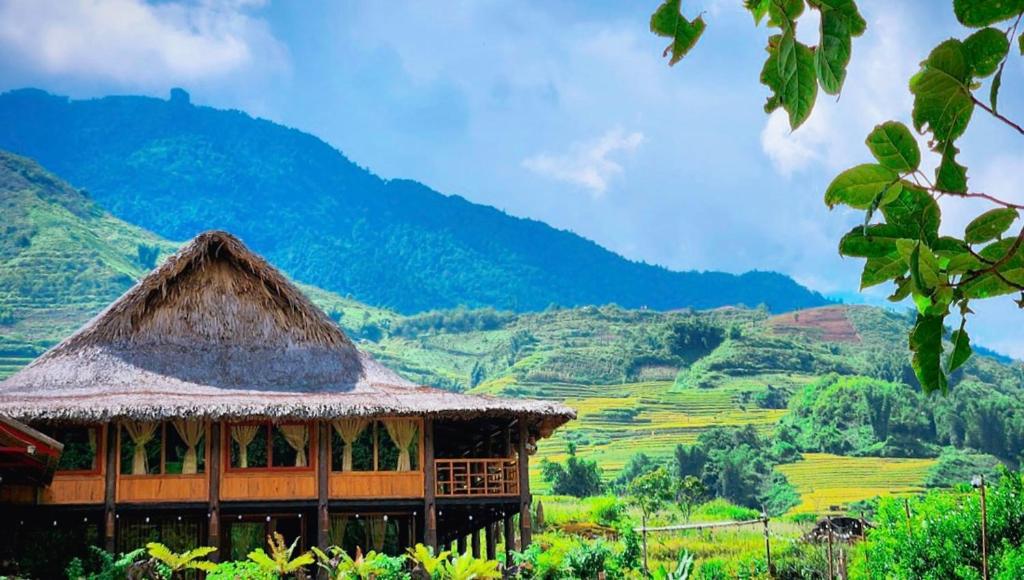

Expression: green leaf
xmin=807 ymin=0 xmax=867 ymax=35
xmin=948 ymin=324 xmax=972 ymax=372
xmin=935 ymin=143 xmax=968 ymax=193
xmin=881 ymin=183 xmax=941 ymax=245
xmin=889 ymin=276 xmax=913 ymax=302
xmin=978 ymin=236 xmax=1024 ymax=265
xmin=777 ymin=32 xmax=818 ymax=128
xmin=965 ymin=208 xmax=1018 ymax=243
xmin=963 ymin=27 xmax=1010 ymax=77
xmin=650 ymin=0 xmax=707 ymax=65
xmin=839 ymin=224 xmax=913 ymax=258
xmin=824 ymin=163 xmax=898 ymax=209
xmin=1020 ymin=31 xmax=1024 ymax=53
xmin=910 ymin=313 xmax=947 ymax=394
xmin=816 ymin=10 xmax=852 ymax=94
xmin=761 ymin=36 xmax=784 ymax=114
xmin=990 ymin=65 xmax=1004 ymax=112
xmin=745 ymin=0 xmax=771 ymax=24
xmin=768 ymin=0 xmax=805 ymax=30
xmin=865 ymin=121 xmax=920 ymax=172
xmin=953 ymin=0 xmax=1024 ymax=27
xmin=861 ymin=252 xmax=909 ymax=289
xmin=910 ymin=40 xmax=975 ymax=143
xmin=909 ymin=242 xmax=942 ymax=293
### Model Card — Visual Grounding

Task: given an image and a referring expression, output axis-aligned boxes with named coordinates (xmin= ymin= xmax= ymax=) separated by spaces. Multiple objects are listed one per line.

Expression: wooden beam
xmin=472 ymin=526 xmax=482 ymax=558
xmin=503 ymin=513 xmax=515 ymax=564
xmin=486 ymin=522 xmax=497 ymax=561
xmin=317 ymin=422 xmax=329 ymax=551
xmin=208 ymin=421 xmax=221 ymax=560
xmin=517 ymin=419 xmax=532 ymax=549
xmin=423 ymin=418 xmax=438 ymax=549
xmin=103 ymin=422 xmax=117 ymax=552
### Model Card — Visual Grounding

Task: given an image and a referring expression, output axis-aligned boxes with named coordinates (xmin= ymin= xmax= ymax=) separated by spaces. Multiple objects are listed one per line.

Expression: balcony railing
xmin=435 ymin=458 xmax=519 ymax=497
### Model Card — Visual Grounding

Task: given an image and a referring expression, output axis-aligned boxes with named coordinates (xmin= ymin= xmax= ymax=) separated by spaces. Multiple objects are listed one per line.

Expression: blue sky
xmin=0 ymin=0 xmax=1022 ymax=356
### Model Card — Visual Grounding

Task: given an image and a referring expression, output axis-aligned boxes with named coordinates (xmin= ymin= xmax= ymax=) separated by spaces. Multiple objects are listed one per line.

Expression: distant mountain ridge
xmin=0 ymin=88 xmax=828 ymax=314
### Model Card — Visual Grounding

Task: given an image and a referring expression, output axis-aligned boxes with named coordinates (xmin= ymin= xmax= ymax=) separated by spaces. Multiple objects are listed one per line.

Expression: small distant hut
xmin=0 ymin=231 xmax=574 ymax=569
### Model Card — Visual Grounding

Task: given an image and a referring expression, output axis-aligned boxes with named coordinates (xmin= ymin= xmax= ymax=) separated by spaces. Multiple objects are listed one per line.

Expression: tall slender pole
xmin=517 ymin=419 xmax=532 ymax=549
xmin=762 ymin=516 xmax=772 ymax=575
xmin=903 ymin=498 xmax=913 ymax=537
xmin=424 ymin=419 xmax=438 ymax=550
xmin=317 ymin=422 xmax=330 ymax=552
xmin=208 ymin=421 xmax=222 ymax=561
xmin=104 ymin=422 xmax=117 ymax=553
xmin=503 ymin=513 xmax=515 ymax=565
xmin=980 ymin=475 xmax=989 ymax=580
xmin=826 ymin=517 xmax=834 ymax=580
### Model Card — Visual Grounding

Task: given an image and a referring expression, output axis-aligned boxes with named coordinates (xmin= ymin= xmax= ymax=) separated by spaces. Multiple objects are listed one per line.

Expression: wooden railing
xmin=435 ymin=458 xmax=519 ymax=497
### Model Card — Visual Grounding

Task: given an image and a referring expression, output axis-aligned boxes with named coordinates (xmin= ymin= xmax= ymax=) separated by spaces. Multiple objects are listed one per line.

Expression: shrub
xmin=207 ymin=560 xmax=274 ymax=580
xmin=564 ymin=540 xmax=613 ymax=579
xmin=589 ymin=496 xmax=625 ymax=526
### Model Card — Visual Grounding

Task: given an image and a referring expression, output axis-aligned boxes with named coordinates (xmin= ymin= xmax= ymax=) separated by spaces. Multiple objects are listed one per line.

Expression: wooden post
xmin=826 ymin=517 xmax=834 ymax=580
xmin=208 ymin=421 xmax=222 ymax=560
xmin=762 ymin=516 xmax=772 ymax=575
xmin=104 ymin=422 xmax=117 ymax=553
xmin=980 ymin=475 xmax=989 ymax=580
xmin=503 ymin=513 xmax=515 ymax=564
xmin=903 ymin=498 xmax=913 ymax=537
xmin=472 ymin=526 xmax=482 ymax=558
xmin=486 ymin=521 xmax=497 ymax=561
xmin=517 ymin=419 xmax=532 ymax=549
xmin=318 ymin=422 xmax=330 ymax=552
xmin=424 ymin=419 xmax=438 ymax=549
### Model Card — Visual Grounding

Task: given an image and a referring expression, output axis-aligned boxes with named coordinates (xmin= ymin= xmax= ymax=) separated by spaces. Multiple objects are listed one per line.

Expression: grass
xmin=777 ymin=453 xmax=936 ymax=514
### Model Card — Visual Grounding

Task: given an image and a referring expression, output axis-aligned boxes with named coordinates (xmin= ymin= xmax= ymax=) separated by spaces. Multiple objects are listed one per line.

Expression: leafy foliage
xmin=247 ymin=532 xmax=315 ymax=577
xmin=651 ymin=0 xmax=1024 ymax=395
xmin=540 ymin=442 xmax=604 ymax=497
xmin=144 ymin=542 xmax=217 ymax=576
xmin=63 ymin=547 xmax=146 ymax=580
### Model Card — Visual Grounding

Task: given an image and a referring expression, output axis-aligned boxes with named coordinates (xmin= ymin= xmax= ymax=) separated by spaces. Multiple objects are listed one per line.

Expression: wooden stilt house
xmin=0 ymin=231 xmax=573 ymax=569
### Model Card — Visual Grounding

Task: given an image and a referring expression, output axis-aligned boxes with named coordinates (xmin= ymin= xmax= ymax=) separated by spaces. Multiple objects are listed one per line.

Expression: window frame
xmin=329 ymin=417 xmax=425 ymax=474
xmin=44 ymin=423 xmax=103 ymax=476
xmin=223 ymin=420 xmax=316 ymax=473
xmin=118 ymin=421 xmax=209 ymax=478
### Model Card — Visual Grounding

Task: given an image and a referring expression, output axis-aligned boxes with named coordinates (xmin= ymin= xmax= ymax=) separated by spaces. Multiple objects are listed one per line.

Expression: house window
xmin=228 ymin=422 xmax=310 ymax=469
xmin=329 ymin=419 xmax=419 ymax=472
xmin=50 ymin=426 xmax=99 ymax=472
xmin=120 ymin=420 xmax=206 ymax=476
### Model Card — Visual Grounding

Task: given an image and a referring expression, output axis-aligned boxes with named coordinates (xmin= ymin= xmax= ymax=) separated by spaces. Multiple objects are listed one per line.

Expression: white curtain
xmin=123 ymin=420 xmax=158 ymax=475
xmin=231 ymin=425 xmax=260 ymax=468
xmin=384 ymin=419 xmax=418 ymax=472
xmin=331 ymin=418 xmax=368 ymax=471
xmin=173 ymin=419 xmax=205 ymax=474
xmin=279 ymin=425 xmax=309 ymax=467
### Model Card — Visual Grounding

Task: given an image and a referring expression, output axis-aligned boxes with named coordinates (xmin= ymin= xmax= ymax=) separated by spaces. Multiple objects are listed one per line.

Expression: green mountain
xmin=0 ymin=88 xmax=827 ymax=314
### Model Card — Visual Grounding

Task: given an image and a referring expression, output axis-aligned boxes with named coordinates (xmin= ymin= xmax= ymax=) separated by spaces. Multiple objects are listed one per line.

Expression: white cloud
xmin=0 ymin=0 xmax=285 ymax=85
xmin=522 ymin=129 xmax=645 ymax=197
xmin=759 ymin=4 xmax=920 ymax=177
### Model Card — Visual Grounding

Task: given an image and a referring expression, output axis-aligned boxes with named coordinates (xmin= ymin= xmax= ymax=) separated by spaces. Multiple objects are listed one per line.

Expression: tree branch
xmin=972 ymin=95 xmax=1024 ymax=136
xmin=957 ymin=226 xmax=1024 ymax=290
xmin=927 ymin=187 xmax=1024 ymax=210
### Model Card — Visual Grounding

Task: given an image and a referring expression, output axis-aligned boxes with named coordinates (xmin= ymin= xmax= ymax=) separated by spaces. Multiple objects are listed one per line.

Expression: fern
xmin=247 ymin=532 xmax=314 ymax=576
xmin=145 ymin=542 xmax=217 ymax=576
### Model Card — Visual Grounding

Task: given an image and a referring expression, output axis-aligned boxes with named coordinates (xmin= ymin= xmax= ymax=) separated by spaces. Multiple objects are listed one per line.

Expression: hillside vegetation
xmin=3 ymin=149 xmax=1024 ymax=515
xmin=0 ymin=89 xmax=826 ymax=314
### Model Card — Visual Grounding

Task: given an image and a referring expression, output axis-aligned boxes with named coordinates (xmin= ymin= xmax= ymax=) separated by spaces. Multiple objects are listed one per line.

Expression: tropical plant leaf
xmin=744 ymin=0 xmax=771 ymax=24
xmin=949 ymin=325 xmax=972 ymax=372
xmin=815 ymin=8 xmax=852 ymax=94
xmin=825 ymin=163 xmax=898 ymax=209
xmin=953 ymin=0 xmax=1024 ymax=27
xmin=910 ymin=40 xmax=974 ymax=143
xmin=935 ymin=143 xmax=969 ymax=194
xmin=807 ymin=0 xmax=867 ymax=35
xmin=650 ymin=0 xmax=707 ymax=65
xmin=965 ymin=208 xmax=1018 ymax=244
xmin=777 ymin=31 xmax=818 ymax=128
xmin=768 ymin=0 xmax=805 ymax=30
xmin=861 ymin=252 xmax=909 ymax=289
xmin=963 ymin=27 xmax=1010 ymax=77
xmin=990 ymin=65 xmax=1004 ymax=112
xmin=839 ymin=224 xmax=912 ymax=258
xmin=865 ymin=121 xmax=920 ymax=173
xmin=910 ymin=313 xmax=947 ymax=394
xmin=881 ymin=183 xmax=941 ymax=245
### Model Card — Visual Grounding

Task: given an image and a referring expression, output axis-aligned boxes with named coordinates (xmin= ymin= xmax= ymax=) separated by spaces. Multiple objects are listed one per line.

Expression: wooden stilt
xmin=317 ymin=422 xmax=330 ymax=551
xmin=486 ymin=521 xmax=497 ymax=561
xmin=517 ymin=419 xmax=532 ymax=549
xmin=503 ymin=513 xmax=515 ymax=564
xmin=104 ymin=423 xmax=117 ymax=553
xmin=424 ymin=419 xmax=438 ymax=549
xmin=208 ymin=421 xmax=222 ymax=561
xmin=472 ymin=526 xmax=482 ymax=558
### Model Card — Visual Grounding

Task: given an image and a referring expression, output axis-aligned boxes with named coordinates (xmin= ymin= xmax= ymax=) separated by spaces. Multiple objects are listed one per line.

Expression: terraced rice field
xmin=778 ymin=453 xmax=936 ymax=514
xmin=529 ymin=379 xmax=790 ymax=488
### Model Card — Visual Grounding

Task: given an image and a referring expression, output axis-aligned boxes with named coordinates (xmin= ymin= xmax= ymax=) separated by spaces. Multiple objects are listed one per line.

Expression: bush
xmin=589 ymin=496 xmax=625 ymax=527
xmin=207 ymin=560 xmax=274 ymax=579
xmin=564 ymin=540 xmax=612 ymax=579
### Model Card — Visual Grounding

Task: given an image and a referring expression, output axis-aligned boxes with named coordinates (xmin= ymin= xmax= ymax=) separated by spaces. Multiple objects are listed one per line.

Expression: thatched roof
xmin=0 ymin=231 xmax=573 ymax=436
